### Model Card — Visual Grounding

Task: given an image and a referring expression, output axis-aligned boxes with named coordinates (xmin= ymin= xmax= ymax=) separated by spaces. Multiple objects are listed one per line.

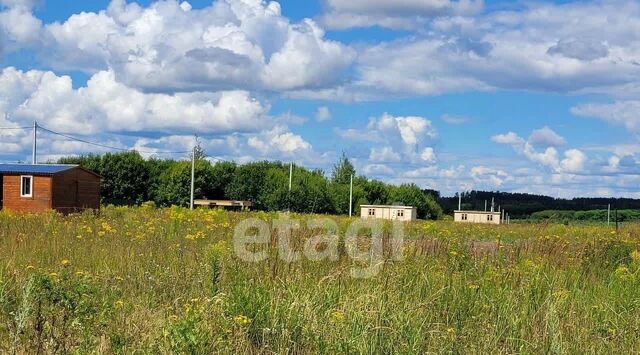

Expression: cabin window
xmin=461 ymin=213 xmax=468 ymax=221
xmin=397 ymin=209 xmax=404 ymax=217
xmin=368 ymin=208 xmax=376 ymax=216
xmin=20 ymin=175 xmax=33 ymax=197
xmin=488 ymin=215 xmax=493 ymax=221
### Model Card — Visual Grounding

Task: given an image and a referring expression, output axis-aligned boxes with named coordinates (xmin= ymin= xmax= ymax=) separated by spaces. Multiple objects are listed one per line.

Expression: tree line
xmin=58 ymin=151 xmax=443 ymax=219
xmin=438 ymin=190 xmax=640 ymax=218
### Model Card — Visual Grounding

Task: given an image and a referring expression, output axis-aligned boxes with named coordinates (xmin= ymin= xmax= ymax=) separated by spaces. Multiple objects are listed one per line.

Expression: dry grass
xmin=1 ymin=205 xmax=640 ymax=353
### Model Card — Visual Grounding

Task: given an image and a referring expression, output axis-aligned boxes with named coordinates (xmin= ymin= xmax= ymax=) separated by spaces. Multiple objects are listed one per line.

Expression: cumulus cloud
xmin=0 ymin=67 xmax=269 ymax=134
xmin=369 ymin=146 xmax=401 ymax=163
xmin=560 ymin=149 xmax=587 ymax=173
xmin=247 ymin=125 xmax=312 ymax=157
xmin=368 ymin=113 xmax=437 ymax=146
xmin=33 ymin=0 xmax=355 ymax=92
xmin=0 ymin=0 xmax=41 ymax=51
xmin=492 ymin=128 xmax=586 ymax=174
xmin=420 ymin=147 xmax=436 ymax=162
xmin=528 ymin=126 xmax=566 ymax=148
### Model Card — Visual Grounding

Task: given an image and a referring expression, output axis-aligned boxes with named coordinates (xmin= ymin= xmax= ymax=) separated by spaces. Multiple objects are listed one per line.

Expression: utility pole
xmin=190 ymin=145 xmax=195 ymax=210
xmin=289 ymin=162 xmax=293 ymax=191
xmin=491 ymin=197 xmax=495 ymax=212
xmin=32 ymin=121 xmax=37 ymax=164
xmin=458 ymin=193 xmax=462 ymax=210
xmin=349 ymin=174 xmax=353 ymax=217
xmin=484 ymin=200 xmax=487 ymax=212
xmin=615 ymin=208 xmax=619 ymax=232
xmin=607 ymin=204 xmax=611 ymax=225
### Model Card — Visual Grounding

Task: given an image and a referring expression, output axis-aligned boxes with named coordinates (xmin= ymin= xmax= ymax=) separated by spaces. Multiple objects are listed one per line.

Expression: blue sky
xmin=1 ymin=0 xmax=639 ymax=197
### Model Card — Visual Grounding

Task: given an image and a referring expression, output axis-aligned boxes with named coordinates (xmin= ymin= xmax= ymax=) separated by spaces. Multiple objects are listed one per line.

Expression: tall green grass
xmin=0 ymin=206 xmax=639 ymax=353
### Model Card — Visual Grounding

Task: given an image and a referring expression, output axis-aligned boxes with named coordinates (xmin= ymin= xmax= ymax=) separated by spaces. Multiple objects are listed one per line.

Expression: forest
xmin=58 ymin=151 xmax=443 ymax=219
xmin=438 ymin=190 xmax=640 ymax=218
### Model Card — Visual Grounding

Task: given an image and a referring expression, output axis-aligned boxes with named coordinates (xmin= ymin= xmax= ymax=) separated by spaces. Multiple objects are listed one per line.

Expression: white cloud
xmin=420 ymin=147 xmax=436 ymax=162
xmin=35 ymin=0 xmax=354 ymax=92
xmin=0 ymin=67 xmax=269 ymax=134
xmin=369 ymin=113 xmax=437 ymax=146
xmin=369 ymin=146 xmax=400 ymax=162
xmin=572 ymin=101 xmax=640 ymax=133
xmin=492 ymin=128 xmax=586 ymax=174
xmin=0 ymin=0 xmax=41 ymax=50
xmin=315 ymin=106 xmax=331 ymax=122
xmin=319 ymin=0 xmax=483 ymax=30
xmin=363 ymin=163 xmax=394 ymax=176
xmin=247 ymin=125 xmax=312 ymax=157
xmin=491 ymin=132 xmax=524 ymax=146
xmin=560 ymin=149 xmax=587 ymax=173
xmin=337 ymin=1 xmax=640 ymax=99
xmin=528 ymin=126 xmax=566 ymax=148
xmin=470 ymin=166 xmax=511 ymax=187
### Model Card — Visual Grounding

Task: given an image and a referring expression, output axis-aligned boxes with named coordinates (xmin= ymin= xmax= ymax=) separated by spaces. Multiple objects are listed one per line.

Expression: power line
xmin=38 ymin=125 xmax=191 ymax=155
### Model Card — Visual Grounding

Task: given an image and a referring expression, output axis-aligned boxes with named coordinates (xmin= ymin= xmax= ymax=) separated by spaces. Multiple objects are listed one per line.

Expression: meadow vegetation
xmin=1 ymin=206 xmax=640 ymax=353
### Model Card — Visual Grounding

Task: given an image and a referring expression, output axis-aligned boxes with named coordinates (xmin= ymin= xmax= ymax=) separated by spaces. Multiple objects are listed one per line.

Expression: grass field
xmin=1 ymin=206 xmax=640 ymax=353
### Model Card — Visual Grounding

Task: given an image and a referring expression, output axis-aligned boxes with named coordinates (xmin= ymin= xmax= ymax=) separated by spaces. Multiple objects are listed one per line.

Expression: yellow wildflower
xmin=114 ymin=300 xmax=124 ymax=308
xmin=615 ymin=266 xmax=630 ymax=276
xmin=233 ymin=315 xmax=251 ymax=327
xmin=26 ymin=265 xmax=35 ymax=271
xmin=329 ymin=310 xmax=346 ymax=324
xmin=631 ymin=250 xmax=640 ymax=263
xmin=61 ymin=259 xmax=71 ymax=267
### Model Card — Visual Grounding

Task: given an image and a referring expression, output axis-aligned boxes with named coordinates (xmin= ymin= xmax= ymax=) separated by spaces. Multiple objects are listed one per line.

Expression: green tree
xmin=363 ymin=179 xmax=390 ymax=205
xmin=331 ymin=152 xmax=355 ymax=185
xmin=209 ymin=161 xmax=236 ymax=200
xmin=225 ymin=161 xmax=272 ymax=209
xmin=154 ymin=160 xmax=216 ymax=207
xmin=389 ymin=183 xmax=442 ymax=220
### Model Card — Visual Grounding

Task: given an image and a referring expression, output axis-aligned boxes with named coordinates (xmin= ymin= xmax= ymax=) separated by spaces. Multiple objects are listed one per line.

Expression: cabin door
xmin=0 ymin=175 xmax=3 ymax=209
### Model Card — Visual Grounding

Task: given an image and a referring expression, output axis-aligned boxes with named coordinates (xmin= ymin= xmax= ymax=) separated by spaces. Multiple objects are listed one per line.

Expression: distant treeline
xmin=437 ymin=190 xmax=640 ymax=218
xmin=530 ymin=209 xmax=640 ymax=222
xmin=58 ymin=151 xmax=442 ymax=219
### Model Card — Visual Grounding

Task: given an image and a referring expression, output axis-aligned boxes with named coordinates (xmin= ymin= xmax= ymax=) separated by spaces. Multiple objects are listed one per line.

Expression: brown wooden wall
xmin=52 ymin=168 xmax=100 ymax=213
xmin=1 ymin=175 xmax=53 ymax=213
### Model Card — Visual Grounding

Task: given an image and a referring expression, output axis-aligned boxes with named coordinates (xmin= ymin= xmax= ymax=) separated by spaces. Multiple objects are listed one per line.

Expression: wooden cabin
xmin=0 ymin=164 xmax=100 ymax=213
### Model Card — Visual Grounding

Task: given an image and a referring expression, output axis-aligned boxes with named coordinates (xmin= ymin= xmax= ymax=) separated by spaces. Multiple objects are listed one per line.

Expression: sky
xmin=1 ymin=0 xmax=639 ymax=198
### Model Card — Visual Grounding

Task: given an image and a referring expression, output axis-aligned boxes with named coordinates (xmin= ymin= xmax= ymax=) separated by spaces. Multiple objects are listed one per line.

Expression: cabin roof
xmin=360 ymin=205 xmax=416 ymax=209
xmin=0 ymin=164 xmax=79 ymax=175
xmin=454 ymin=210 xmax=501 ymax=215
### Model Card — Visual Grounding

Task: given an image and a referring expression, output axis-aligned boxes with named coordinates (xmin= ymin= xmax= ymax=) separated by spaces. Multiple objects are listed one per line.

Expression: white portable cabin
xmin=360 ymin=205 xmax=417 ymax=221
xmin=454 ymin=210 xmax=501 ymax=224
